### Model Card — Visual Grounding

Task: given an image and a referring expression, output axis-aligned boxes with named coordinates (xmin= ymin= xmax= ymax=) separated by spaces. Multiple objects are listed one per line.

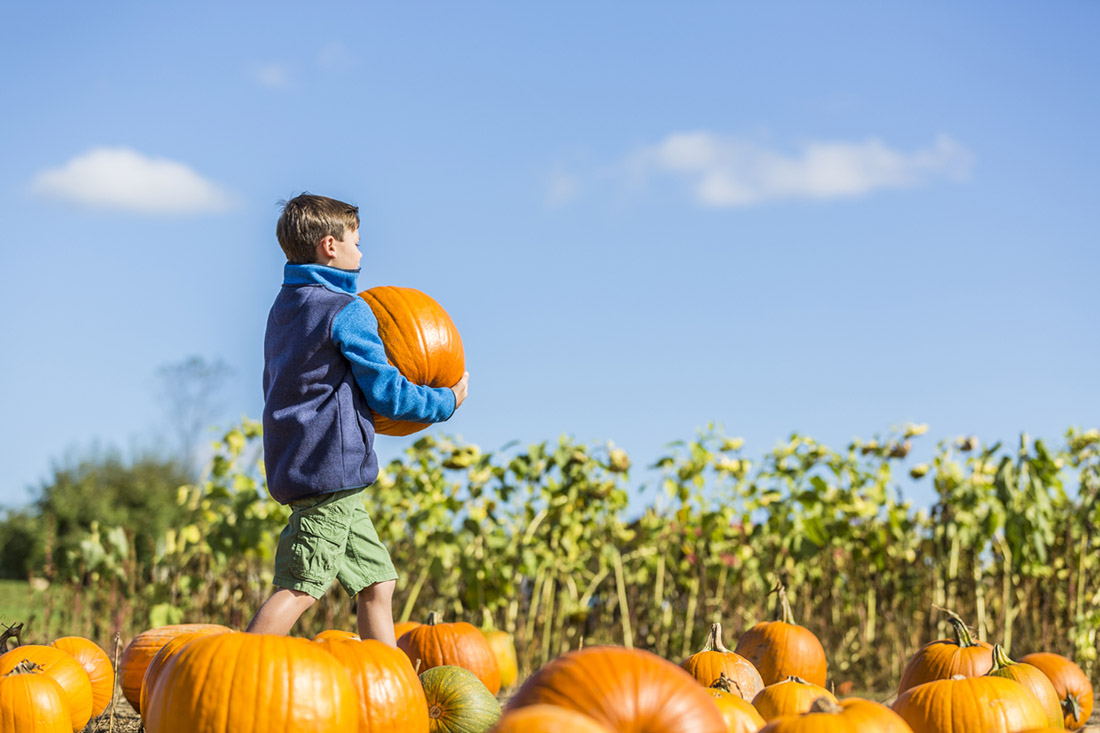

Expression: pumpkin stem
xmin=5 ymin=660 xmax=43 ymax=676
xmin=1063 ymin=692 xmax=1082 ymax=720
xmin=0 ymin=622 xmax=23 ymax=653
xmin=933 ymin=605 xmax=979 ymax=648
xmin=426 ymin=611 xmax=441 ymax=626
xmin=809 ymin=697 xmax=843 ymax=715
xmin=709 ymin=672 xmax=744 ymax=698
xmin=774 ymin=583 xmax=797 ymax=625
xmin=701 ymin=622 xmax=731 ymax=653
xmin=783 ymin=675 xmax=811 ymax=686
xmin=990 ymin=644 xmax=1015 ymax=671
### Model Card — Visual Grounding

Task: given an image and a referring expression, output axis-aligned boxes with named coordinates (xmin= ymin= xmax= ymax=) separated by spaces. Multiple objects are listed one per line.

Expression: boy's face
xmin=326 ymin=226 xmax=362 ymax=270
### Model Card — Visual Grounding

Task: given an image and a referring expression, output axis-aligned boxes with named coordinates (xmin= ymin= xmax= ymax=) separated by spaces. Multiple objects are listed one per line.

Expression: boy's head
xmin=276 ymin=193 xmax=361 ymax=266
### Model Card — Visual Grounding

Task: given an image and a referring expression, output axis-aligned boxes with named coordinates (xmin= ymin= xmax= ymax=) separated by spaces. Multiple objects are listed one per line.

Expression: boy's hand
xmin=451 ymin=372 xmax=469 ymax=410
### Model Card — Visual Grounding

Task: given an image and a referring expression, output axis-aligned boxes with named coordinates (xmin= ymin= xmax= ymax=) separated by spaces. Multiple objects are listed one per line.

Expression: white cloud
xmin=545 ymin=167 xmax=581 ymax=208
xmin=625 ymin=132 xmax=974 ymax=207
xmin=253 ymin=63 xmax=290 ymax=88
xmin=30 ymin=147 xmax=237 ymax=214
xmin=317 ymin=42 xmax=356 ymax=71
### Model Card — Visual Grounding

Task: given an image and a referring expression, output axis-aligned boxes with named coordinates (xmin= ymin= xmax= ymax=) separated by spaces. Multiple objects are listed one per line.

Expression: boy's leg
xmin=245 ymin=588 xmax=317 ymax=635
xmin=356 ymin=580 xmax=397 ymax=646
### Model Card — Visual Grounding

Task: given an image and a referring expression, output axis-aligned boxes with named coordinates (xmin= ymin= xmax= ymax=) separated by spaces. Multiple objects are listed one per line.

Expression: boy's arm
xmin=331 ymin=298 xmax=457 ymax=422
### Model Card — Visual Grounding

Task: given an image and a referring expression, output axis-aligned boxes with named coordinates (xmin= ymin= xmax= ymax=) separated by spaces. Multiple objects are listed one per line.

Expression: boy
xmin=246 ymin=193 xmax=468 ymax=645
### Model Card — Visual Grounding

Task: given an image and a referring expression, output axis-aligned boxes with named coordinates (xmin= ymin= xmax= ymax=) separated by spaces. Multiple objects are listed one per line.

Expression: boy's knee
xmin=359 ymin=579 xmax=395 ymax=599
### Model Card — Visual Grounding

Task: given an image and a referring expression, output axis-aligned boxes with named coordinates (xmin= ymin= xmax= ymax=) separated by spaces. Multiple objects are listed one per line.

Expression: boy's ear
xmin=316 ymin=235 xmax=337 ymax=261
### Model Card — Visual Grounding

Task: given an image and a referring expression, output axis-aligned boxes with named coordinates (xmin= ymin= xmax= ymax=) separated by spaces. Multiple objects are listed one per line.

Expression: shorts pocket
xmin=288 ymin=514 xmax=344 ymax=582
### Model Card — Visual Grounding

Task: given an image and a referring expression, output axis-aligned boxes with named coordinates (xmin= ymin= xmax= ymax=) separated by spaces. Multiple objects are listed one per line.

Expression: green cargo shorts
xmin=273 ymin=487 xmax=398 ymax=599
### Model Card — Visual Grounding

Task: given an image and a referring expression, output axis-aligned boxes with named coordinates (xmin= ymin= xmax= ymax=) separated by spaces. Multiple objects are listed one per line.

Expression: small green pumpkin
xmin=420 ymin=664 xmax=502 ymax=733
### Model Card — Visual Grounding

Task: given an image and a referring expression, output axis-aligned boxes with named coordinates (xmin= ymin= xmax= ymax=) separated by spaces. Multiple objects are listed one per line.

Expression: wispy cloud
xmin=317 ymin=42 xmax=356 ymax=71
xmin=545 ymin=166 xmax=581 ymax=208
xmin=30 ymin=147 xmax=237 ymax=215
xmin=621 ymin=132 xmax=974 ymax=207
xmin=252 ymin=63 xmax=290 ymax=88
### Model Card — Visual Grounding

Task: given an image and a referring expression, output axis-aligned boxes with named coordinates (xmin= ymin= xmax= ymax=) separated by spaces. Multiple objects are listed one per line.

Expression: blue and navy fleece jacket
xmin=262 ymin=264 xmax=456 ymax=504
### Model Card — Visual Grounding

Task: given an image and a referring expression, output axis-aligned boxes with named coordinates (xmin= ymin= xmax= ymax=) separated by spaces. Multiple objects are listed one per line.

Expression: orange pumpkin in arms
xmin=359 ymin=286 xmax=465 ymax=436
xmin=1020 ymin=651 xmax=1095 ymax=730
xmin=49 ymin=636 xmax=114 ymax=717
xmin=735 ymin=584 xmax=827 ymax=687
xmin=897 ymin=608 xmax=992 ymax=694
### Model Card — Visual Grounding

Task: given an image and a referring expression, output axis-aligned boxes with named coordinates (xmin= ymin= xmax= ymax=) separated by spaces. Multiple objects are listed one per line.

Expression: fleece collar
xmin=283 ymin=263 xmax=360 ymax=294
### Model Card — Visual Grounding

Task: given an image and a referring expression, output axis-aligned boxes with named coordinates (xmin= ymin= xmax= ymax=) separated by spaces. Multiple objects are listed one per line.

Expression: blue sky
xmin=2 ymin=2 xmax=1098 ymax=510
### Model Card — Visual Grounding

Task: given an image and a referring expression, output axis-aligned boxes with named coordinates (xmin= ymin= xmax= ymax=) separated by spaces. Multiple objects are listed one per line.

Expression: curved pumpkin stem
xmin=5 ymin=660 xmax=42 ymax=676
xmin=809 ymin=697 xmax=843 ymax=715
xmin=774 ymin=583 xmax=797 ymax=625
xmin=990 ymin=644 xmax=1015 ymax=671
xmin=710 ymin=672 xmax=745 ymax=698
xmin=783 ymin=675 xmax=812 ymax=686
xmin=933 ymin=605 xmax=979 ymax=648
xmin=1063 ymin=692 xmax=1082 ymax=721
xmin=701 ymin=622 xmax=731 ymax=653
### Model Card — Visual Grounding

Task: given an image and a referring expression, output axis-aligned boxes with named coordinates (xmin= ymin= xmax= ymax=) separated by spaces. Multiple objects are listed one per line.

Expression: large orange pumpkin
xmin=735 ymin=584 xmax=827 ymax=687
xmin=505 ymin=645 xmax=729 ymax=733
xmin=312 ymin=629 xmax=360 ymax=642
xmin=316 ymin=638 xmax=430 ymax=732
xmin=892 ymin=675 xmax=1048 ymax=732
xmin=119 ymin=623 xmax=231 ymax=713
xmin=482 ymin=629 xmax=519 ymax=690
xmin=491 ymin=704 xmax=612 ymax=732
xmin=398 ymin=612 xmax=501 ymax=694
xmin=987 ymin=645 xmax=1064 ymax=729
xmin=752 ymin=676 xmax=838 ymax=722
xmin=0 ymin=661 xmax=72 ymax=733
xmin=897 ymin=608 xmax=993 ymax=694
xmin=49 ymin=636 xmax=113 ymax=717
xmin=1020 ymin=652 xmax=1094 ymax=729
xmin=139 ymin=630 xmax=233 ymax=720
xmin=683 ymin=621 xmax=764 ymax=700
xmin=394 ymin=621 xmax=422 ymax=641
xmin=0 ymin=646 xmax=92 ymax=733
xmin=358 ymin=286 xmax=465 ymax=436
xmin=706 ymin=674 xmax=767 ymax=733
xmin=759 ymin=697 xmax=913 ymax=732
xmin=143 ymin=633 xmax=357 ymax=732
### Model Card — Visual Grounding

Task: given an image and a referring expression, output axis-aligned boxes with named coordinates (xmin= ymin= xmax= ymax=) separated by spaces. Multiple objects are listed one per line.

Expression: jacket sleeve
xmin=331 ymin=297 xmax=456 ymax=423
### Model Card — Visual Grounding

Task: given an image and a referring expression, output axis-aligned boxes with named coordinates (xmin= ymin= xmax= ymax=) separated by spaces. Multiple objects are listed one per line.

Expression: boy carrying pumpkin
xmin=246 ymin=193 xmax=468 ymax=645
